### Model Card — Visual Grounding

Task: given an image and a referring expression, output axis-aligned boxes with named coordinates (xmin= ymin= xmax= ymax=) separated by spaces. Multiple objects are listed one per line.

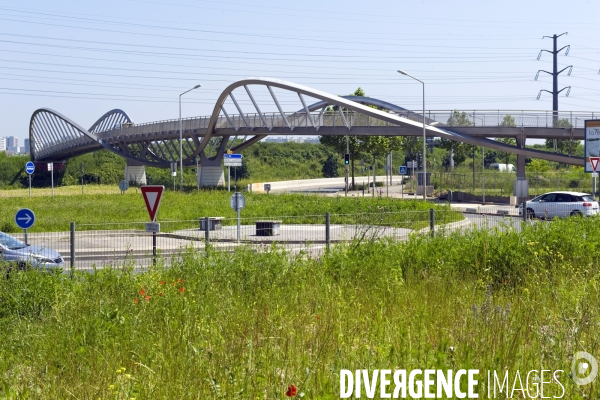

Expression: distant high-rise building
xmin=5 ymin=136 xmax=18 ymax=148
xmin=24 ymin=138 xmax=30 ymax=153
xmin=7 ymin=146 xmax=19 ymax=154
xmin=0 ymin=137 xmax=6 ymax=152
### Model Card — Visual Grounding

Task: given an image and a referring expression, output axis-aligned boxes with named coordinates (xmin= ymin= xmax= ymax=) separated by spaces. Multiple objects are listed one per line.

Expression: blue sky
xmin=1 ymin=0 xmax=599 ymax=144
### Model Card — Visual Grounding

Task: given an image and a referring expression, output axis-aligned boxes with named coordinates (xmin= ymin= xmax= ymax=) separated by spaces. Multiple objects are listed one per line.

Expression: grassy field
xmin=0 ymin=187 xmax=461 ymax=232
xmin=0 ymin=217 xmax=598 ymax=398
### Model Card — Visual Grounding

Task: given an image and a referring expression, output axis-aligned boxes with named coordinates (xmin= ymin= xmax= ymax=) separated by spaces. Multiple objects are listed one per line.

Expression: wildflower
xmin=139 ymin=288 xmax=146 ymax=296
xmin=108 ymin=385 xmax=115 ymax=390
xmin=316 ymin=315 xmax=320 ymax=320
xmin=134 ymin=299 xmax=139 ymax=304
xmin=179 ymin=287 xmax=185 ymax=293
xmin=145 ymin=296 xmax=151 ymax=301
xmin=158 ymin=292 xmax=163 ymax=296
xmin=178 ymin=278 xmax=184 ymax=284
xmin=125 ymin=374 xmax=132 ymax=380
xmin=285 ymin=384 xmax=297 ymax=397
xmin=159 ymin=280 xmax=166 ymax=285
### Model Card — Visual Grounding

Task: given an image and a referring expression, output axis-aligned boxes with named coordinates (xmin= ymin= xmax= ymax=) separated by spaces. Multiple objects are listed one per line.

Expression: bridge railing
xmin=101 ymin=110 xmax=597 ymax=136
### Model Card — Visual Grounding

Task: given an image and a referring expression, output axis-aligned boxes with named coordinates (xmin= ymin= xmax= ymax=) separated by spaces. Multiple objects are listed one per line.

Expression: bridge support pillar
xmin=513 ymin=133 xmax=528 ymax=204
xmin=125 ymin=164 xmax=147 ymax=185
xmin=197 ymin=165 xmax=225 ymax=187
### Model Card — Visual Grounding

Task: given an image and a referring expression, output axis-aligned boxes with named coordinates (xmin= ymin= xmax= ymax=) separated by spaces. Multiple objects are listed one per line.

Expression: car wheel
xmin=570 ymin=210 xmax=583 ymax=217
xmin=526 ymin=208 xmax=536 ymax=219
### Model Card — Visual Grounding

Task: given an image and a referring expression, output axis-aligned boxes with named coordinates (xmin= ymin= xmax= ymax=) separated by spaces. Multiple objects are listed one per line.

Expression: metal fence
xmin=7 ymin=208 xmax=559 ymax=273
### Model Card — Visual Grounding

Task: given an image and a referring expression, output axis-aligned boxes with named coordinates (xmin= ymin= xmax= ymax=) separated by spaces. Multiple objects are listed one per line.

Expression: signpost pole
xmin=28 ymin=175 xmax=31 ymax=199
xmin=237 ymin=207 xmax=241 ymax=243
xmin=228 ymin=166 xmax=231 ymax=192
xmin=51 ymin=164 xmax=54 ymax=197
xmin=152 ymin=232 xmax=157 ymax=266
xmin=24 ymin=228 xmax=28 ymax=246
xmin=80 ymin=162 xmax=84 ymax=195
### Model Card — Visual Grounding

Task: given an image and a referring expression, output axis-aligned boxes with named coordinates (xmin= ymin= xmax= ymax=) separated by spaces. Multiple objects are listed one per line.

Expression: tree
xmin=545 ymin=118 xmax=573 ymax=155
xmin=495 ymin=114 xmax=518 ymax=166
xmin=229 ymin=158 xmax=250 ymax=180
xmin=439 ymin=111 xmax=473 ymax=168
xmin=319 ymin=87 xmax=373 ymax=188
xmin=321 ymin=153 xmax=340 ymax=178
xmin=360 ymin=135 xmax=402 ymax=183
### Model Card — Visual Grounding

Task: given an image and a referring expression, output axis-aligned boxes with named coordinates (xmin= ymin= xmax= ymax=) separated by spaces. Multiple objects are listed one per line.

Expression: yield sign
xmin=590 ymin=157 xmax=600 ymax=172
xmin=141 ymin=185 xmax=165 ymax=222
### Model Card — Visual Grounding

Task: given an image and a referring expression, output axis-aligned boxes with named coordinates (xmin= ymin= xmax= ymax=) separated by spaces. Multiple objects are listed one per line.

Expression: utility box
xmin=199 ymin=217 xmax=224 ymax=231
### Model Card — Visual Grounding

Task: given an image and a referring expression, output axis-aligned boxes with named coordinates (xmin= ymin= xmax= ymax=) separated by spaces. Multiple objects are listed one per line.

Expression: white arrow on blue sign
xmin=224 ymin=154 xmax=243 ymax=159
xmin=15 ymin=208 xmax=35 ymax=229
xmin=25 ymin=161 xmax=35 ymax=175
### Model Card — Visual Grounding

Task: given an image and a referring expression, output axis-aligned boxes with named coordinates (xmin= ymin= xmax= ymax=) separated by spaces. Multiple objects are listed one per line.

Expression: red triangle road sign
xmin=591 ymin=157 xmax=600 ymax=172
xmin=141 ymin=185 xmax=165 ymax=222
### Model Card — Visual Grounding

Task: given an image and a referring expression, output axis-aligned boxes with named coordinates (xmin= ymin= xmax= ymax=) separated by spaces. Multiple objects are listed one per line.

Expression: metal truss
xmin=30 ymin=77 xmax=592 ymax=167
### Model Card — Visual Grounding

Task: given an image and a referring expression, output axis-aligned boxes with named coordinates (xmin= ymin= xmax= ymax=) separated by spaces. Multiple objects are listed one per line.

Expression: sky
xmin=1 ymin=0 xmax=599 ymax=145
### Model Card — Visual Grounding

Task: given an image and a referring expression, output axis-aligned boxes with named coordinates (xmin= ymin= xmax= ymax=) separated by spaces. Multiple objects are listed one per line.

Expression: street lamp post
xmin=398 ymin=70 xmax=426 ymax=201
xmin=179 ymin=84 xmax=201 ymax=191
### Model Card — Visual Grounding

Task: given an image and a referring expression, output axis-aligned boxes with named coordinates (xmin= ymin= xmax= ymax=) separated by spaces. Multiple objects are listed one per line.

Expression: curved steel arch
xmin=30 ymin=108 xmax=146 ymax=164
xmin=89 ymin=109 xmax=132 ymax=134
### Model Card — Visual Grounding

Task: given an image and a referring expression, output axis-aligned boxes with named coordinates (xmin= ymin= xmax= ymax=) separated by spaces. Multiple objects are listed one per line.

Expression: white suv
xmin=519 ymin=191 xmax=600 ymax=219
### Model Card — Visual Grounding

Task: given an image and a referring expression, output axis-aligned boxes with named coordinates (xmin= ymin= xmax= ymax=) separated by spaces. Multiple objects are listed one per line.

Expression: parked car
xmin=518 ymin=191 xmax=600 ymax=219
xmin=0 ymin=232 xmax=64 ymax=271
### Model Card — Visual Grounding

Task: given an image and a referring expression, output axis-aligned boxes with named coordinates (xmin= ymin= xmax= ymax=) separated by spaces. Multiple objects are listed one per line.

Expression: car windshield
xmin=0 ymin=232 xmax=27 ymax=250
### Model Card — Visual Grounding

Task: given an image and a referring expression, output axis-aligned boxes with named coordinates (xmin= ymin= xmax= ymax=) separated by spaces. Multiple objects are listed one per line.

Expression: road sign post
xmin=119 ymin=180 xmax=129 ymax=195
xmin=15 ymin=208 xmax=35 ymax=245
xmin=590 ymin=157 xmax=600 ymax=199
xmin=141 ymin=185 xmax=165 ymax=265
xmin=399 ymin=166 xmax=407 ymax=199
xmin=47 ymin=163 xmax=54 ymax=196
xmin=230 ymin=192 xmax=245 ymax=242
xmin=25 ymin=161 xmax=35 ymax=199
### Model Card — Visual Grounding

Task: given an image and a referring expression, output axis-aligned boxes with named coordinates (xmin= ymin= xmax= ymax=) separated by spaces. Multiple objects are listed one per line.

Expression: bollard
xmin=325 ymin=212 xmax=331 ymax=251
xmin=70 ymin=222 xmax=75 ymax=277
xmin=429 ymin=208 xmax=435 ymax=237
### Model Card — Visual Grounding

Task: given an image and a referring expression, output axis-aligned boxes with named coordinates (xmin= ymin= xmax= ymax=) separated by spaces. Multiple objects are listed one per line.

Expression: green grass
xmin=0 ymin=188 xmax=461 ymax=232
xmin=0 ymin=217 xmax=599 ymax=398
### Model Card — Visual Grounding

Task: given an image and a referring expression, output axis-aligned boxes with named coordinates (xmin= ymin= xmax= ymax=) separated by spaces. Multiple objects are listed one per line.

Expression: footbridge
xmin=30 ymin=77 xmax=597 ymax=196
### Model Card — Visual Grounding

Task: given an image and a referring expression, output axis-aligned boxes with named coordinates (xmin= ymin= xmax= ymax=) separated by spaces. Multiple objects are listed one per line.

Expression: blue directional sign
xmin=25 ymin=161 xmax=35 ymax=175
xmin=15 ymin=208 xmax=35 ymax=230
xmin=224 ymin=154 xmax=242 ymax=159
xmin=399 ymin=166 xmax=407 ymax=175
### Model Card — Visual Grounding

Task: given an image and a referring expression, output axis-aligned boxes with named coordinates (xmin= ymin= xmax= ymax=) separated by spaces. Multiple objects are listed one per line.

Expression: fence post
xmin=205 ymin=216 xmax=210 ymax=255
xmin=429 ymin=208 xmax=435 ymax=237
xmin=70 ymin=222 xmax=75 ymax=277
xmin=523 ymin=200 xmax=528 ymax=222
xmin=325 ymin=212 xmax=331 ymax=251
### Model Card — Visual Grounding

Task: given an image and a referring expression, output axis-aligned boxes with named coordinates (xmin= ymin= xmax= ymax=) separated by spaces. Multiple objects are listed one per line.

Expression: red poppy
xmin=134 ymin=299 xmax=139 ymax=304
xmin=285 ymin=384 xmax=297 ymax=397
xmin=316 ymin=315 xmax=320 ymax=320
xmin=139 ymin=288 xmax=146 ymax=296
xmin=179 ymin=287 xmax=185 ymax=293
xmin=145 ymin=295 xmax=151 ymax=301
xmin=178 ymin=278 xmax=184 ymax=284
xmin=158 ymin=292 xmax=163 ymax=296
xmin=159 ymin=280 xmax=166 ymax=285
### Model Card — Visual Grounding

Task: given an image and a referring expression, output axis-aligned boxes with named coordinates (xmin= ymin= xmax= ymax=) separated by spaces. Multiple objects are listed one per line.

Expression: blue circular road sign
xmin=15 ymin=208 xmax=35 ymax=230
xmin=25 ymin=161 xmax=35 ymax=175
